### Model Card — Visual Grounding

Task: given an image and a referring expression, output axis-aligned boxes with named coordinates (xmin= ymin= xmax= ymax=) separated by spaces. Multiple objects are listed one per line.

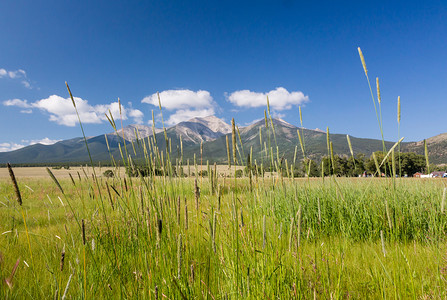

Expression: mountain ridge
xmin=1 ymin=116 xmax=446 ymax=164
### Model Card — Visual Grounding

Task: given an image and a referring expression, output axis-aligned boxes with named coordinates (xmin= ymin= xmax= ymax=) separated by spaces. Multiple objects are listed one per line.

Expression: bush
xmin=198 ymin=170 xmax=208 ymax=177
xmin=126 ymin=165 xmax=166 ymax=177
xmin=103 ymin=169 xmax=114 ymax=178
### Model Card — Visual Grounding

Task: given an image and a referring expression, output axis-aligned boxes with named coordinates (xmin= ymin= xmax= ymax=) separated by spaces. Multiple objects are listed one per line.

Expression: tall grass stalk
xmin=346 ymin=135 xmax=356 ymax=169
xmin=288 ymin=216 xmax=294 ymax=252
xmin=424 ymin=139 xmax=430 ymax=174
xmin=441 ymin=187 xmax=446 ymax=214
xmin=296 ymin=205 xmax=302 ymax=250
xmin=357 ymin=48 xmax=386 ymax=151
xmin=397 ymin=96 xmax=402 ymax=177
xmin=7 ymin=164 xmax=34 ymax=268
xmin=262 ymin=215 xmax=266 ymax=249
xmin=177 ymin=234 xmax=182 ymax=278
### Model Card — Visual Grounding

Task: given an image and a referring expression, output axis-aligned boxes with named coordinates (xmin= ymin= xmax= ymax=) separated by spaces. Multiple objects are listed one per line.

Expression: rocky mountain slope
xmin=1 ymin=116 xmax=446 ymax=165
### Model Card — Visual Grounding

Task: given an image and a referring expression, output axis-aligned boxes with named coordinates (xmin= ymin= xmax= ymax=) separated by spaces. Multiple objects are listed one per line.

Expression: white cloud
xmin=28 ymin=137 xmax=61 ymax=145
xmin=0 ymin=138 xmax=61 ymax=152
xmin=165 ymin=108 xmax=215 ymax=126
xmin=8 ymin=69 xmax=26 ymax=79
xmin=141 ymin=89 xmax=217 ymax=126
xmin=32 ymin=95 xmax=101 ymax=126
xmin=21 ymin=80 xmax=31 ymax=89
xmin=0 ymin=142 xmax=25 ymax=152
xmin=244 ymin=118 xmax=263 ymax=126
xmin=0 ymin=68 xmax=32 ymax=88
xmin=128 ymin=109 xmax=144 ymax=124
xmin=3 ymin=95 xmax=144 ymax=126
xmin=227 ymin=87 xmax=309 ymax=111
xmin=3 ymin=99 xmax=32 ymax=108
xmin=272 ymin=112 xmax=286 ymax=119
xmin=142 ymin=89 xmax=214 ymax=110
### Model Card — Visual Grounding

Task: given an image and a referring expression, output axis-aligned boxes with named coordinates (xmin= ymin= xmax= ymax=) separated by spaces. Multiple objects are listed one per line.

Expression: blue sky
xmin=1 ymin=0 xmax=446 ymax=152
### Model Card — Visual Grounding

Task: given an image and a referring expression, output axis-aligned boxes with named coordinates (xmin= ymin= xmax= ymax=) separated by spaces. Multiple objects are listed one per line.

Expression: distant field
xmin=0 ymin=165 xmax=251 ymax=179
xmin=0 ymin=166 xmax=93 ymax=179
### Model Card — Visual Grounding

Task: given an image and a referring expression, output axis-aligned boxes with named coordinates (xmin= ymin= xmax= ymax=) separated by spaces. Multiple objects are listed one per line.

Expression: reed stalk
xmin=296 ymin=205 xmax=302 ymax=250
xmin=262 ymin=215 xmax=266 ymax=249
xmin=177 ymin=234 xmax=182 ymax=278
xmin=397 ymin=96 xmax=402 ymax=177
xmin=288 ymin=216 xmax=294 ymax=252
xmin=212 ymin=212 xmax=217 ymax=253
xmin=441 ymin=187 xmax=446 ymax=214
xmin=7 ymin=163 xmax=22 ymax=205
xmin=184 ymin=197 xmax=188 ymax=230
xmin=194 ymin=178 xmax=200 ymax=211
xmin=380 ymin=230 xmax=386 ymax=257
xmin=424 ymin=139 xmax=430 ymax=174
xmin=357 ymin=48 xmax=386 ymax=151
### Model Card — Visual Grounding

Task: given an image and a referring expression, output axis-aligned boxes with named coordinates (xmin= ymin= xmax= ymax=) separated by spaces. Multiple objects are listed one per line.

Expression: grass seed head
xmin=82 ymin=219 xmax=86 ymax=245
xmin=226 ymin=135 xmax=231 ymax=168
xmin=373 ymin=152 xmax=380 ymax=175
xmin=347 ymin=135 xmax=354 ymax=157
xmin=60 ymin=247 xmax=66 ymax=271
xmin=5 ymin=258 xmax=20 ymax=289
xmin=424 ymin=139 xmax=430 ymax=173
xmin=376 ymin=77 xmax=381 ymax=104
xmin=299 ymin=106 xmax=303 ymax=127
xmin=157 ymin=92 xmax=162 ymax=110
xmin=266 ymin=96 xmax=271 ymax=115
xmin=47 ymin=167 xmax=64 ymax=195
xmin=65 ymin=82 xmax=76 ymax=108
xmin=358 ymin=47 xmax=368 ymax=76
xmin=264 ymin=110 xmax=268 ymax=128
xmin=330 ymin=142 xmax=335 ymax=173
xmin=7 ymin=163 xmax=22 ymax=206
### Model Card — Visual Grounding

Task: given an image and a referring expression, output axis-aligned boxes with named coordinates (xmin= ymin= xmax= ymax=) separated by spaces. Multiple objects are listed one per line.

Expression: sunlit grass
xmin=1 ymin=175 xmax=447 ymax=298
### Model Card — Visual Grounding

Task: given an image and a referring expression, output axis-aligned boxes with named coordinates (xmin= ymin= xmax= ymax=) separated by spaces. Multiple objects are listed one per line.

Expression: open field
xmin=1 ymin=169 xmax=447 ymax=298
xmin=0 ymin=165 xmax=249 ymax=179
xmin=0 ymin=166 xmax=97 ymax=179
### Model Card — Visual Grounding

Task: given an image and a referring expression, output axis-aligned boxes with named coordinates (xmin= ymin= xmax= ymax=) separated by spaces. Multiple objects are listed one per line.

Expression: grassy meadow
xmin=1 ymin=172 xmax=447 ymax=299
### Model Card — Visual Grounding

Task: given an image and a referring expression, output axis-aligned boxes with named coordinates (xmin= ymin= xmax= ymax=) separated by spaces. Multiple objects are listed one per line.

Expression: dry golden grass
xmin=0 ymin=165 xmax=256 ymax=180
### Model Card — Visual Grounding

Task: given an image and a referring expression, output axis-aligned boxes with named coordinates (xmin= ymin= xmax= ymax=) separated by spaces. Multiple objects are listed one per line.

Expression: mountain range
xmin=1 ymin=115 xmax=446 ymax=165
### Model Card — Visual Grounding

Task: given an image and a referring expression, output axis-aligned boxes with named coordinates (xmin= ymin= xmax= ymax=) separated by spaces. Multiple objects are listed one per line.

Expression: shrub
xmin=198 ymin=170 xmax=208 ymax=177
xmin=103 ymin=169 xmax=114 ymax=178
